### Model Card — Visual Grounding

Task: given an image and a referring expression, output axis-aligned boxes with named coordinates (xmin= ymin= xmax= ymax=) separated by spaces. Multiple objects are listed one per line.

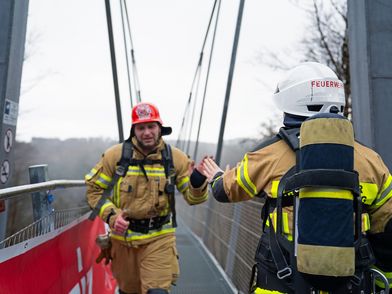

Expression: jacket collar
xmin=283 ymin=112 xmax=307 ymax=128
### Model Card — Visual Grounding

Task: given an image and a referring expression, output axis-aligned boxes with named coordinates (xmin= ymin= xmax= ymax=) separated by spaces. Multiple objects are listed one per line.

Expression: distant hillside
xmin=14 ymin=136 xmax=261 ymax=185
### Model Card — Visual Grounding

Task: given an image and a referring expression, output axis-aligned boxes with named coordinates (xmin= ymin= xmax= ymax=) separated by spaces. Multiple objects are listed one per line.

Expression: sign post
xmin=0 ymin=0 xmax=30 ymax=241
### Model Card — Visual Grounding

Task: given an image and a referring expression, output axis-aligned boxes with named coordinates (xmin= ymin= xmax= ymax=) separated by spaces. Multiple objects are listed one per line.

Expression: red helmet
xmin=131 ymin=102 xmax=172 ymax=135
xmin=132 ymin=102 xmax=163 ymax=125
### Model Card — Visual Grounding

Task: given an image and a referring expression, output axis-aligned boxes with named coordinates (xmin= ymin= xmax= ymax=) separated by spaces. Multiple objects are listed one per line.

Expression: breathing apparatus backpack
xmin=251 ymin=113 xmax=376 ymax=293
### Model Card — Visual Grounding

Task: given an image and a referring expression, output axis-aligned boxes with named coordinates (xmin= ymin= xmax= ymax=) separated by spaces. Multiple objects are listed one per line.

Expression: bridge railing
xmin=0 ymin=180 xmax=88 ymax=248
xmin=0 ymin=180 xmax=85 ymax=200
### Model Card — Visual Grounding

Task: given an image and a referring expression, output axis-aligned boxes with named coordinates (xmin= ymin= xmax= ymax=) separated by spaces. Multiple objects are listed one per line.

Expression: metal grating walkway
xmin=171 ymin=217 xmax=237 ymax=294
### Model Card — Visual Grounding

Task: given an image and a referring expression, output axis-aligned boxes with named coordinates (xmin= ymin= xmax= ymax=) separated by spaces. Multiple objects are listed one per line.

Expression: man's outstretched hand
xmin=201 ymin=157 xmax=223 ymax=182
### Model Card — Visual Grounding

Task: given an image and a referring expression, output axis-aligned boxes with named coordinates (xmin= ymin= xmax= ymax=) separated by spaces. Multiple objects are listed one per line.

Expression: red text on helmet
xmin=311 ymin=80 xmax=343 ymax=88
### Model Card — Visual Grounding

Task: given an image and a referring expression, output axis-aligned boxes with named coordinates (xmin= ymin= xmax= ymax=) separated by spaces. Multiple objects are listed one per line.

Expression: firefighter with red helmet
xmin=85 ymin=102 xmax=208 ymax=294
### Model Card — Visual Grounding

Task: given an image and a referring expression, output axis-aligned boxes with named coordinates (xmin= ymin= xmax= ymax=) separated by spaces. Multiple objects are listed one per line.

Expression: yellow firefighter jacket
xmin=214 ymin=138 xmax=392 ymax=235
xmin=85 ymin=137 xmax=208 ymax=244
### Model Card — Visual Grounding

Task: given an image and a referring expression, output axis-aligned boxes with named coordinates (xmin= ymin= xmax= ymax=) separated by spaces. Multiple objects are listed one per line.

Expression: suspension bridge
xmin=0 ymin=1 xmax=392 ymax=293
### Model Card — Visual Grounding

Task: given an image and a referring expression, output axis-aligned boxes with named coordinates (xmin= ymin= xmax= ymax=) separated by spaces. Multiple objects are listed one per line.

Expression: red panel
xmin=0 ymin=218 xmax=116 ymax=294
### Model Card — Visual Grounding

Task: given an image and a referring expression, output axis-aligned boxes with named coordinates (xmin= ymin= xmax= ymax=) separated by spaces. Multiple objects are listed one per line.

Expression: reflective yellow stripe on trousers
xmin=254 ymin=288 xmax=329 ymax=294
xmin=254 ymin=288 xmax=285 ymax=294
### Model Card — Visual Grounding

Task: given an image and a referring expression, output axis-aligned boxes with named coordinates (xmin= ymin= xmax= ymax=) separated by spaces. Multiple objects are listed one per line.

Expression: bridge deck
xmin=171 ymin=217 xmax=236 ymax=294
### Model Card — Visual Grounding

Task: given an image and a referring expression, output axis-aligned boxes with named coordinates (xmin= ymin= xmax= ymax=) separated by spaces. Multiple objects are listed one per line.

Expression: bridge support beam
xmin=348 ymin=0 xmax=392 ymax=169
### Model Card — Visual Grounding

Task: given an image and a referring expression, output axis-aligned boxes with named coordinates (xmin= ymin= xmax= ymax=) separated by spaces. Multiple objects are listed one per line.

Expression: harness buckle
xmin=115 ymin=165 xmax=127 ymax=177
xmin=147 ymin=217 xmax=153 ymax=228
xmin=350 ymin=274 xmax=362 ymax=286
xmin=277 ymin=267 xmax=292 ymax=280
xmin=165 ymin=183 xmax=175 ymax=194
xmin=151 ymin=217 xmax=164 ymax=231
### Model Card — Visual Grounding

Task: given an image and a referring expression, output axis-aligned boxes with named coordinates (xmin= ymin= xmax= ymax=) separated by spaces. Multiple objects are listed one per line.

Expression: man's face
xmin=134 ymin=122 xmax=161 ymax=151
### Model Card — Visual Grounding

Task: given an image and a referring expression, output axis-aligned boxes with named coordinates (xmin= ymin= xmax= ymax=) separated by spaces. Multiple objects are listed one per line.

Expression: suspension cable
xmin=122 ymin=0 xmax=142 ymax=102
xmin=176 ymin=0 xmax=219 ymax=148
xmin=193 ymin=0 xmax=222 ymax=160
xmin=176 ymin=53 xmax=200 ymax=148
xmin=185 ymin=61 xmax=203 ymax=155
xmin=119 ymin=0 xmax=134 ymax=108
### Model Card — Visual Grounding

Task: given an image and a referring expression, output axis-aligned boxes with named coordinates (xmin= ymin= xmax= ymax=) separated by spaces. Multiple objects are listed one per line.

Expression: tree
xmin=258 ymin=0 xmax=350 ymax=117
xmin=241 ymin=118 xmax=281 ymax=148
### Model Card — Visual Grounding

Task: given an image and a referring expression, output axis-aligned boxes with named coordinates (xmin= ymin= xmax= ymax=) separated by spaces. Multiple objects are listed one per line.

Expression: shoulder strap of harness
xmin=161 ymin=143 xmax=174 ymax=177
xmin=263 ymin=128 xmax=300 ymax=280
xmin=88 ymin=139 xmax=133 ymax=220
xmin=117 ymin=139 xmax=133 ymax=176
xmin=260 ymin=128 xmax=300 ymax=226
xmin=277 ymin=127 xmax=300 ymax=152
xmin=161 ymin=144 xmax=177 ymax=227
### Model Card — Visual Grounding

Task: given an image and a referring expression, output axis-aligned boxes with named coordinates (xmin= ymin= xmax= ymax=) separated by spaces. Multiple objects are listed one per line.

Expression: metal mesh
xmin=177 ymin=193 xmax=264 ymax=293
xmin=0 ymin=206 xmax=89 ymax=248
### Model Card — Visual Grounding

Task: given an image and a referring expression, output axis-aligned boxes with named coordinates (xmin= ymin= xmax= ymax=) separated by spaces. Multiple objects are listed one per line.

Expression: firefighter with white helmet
xmin=199 ymin=62 xmax=392 ymax=293
xmin=85 ymin=102 xmax=208 ymax=294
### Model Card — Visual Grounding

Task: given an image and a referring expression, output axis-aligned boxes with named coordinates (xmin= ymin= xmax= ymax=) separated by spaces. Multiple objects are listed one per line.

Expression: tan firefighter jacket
xmin=212 ymin=138 xmax=392 ymax=236
xmin=85 ymin=137 xmax=208 ymax=244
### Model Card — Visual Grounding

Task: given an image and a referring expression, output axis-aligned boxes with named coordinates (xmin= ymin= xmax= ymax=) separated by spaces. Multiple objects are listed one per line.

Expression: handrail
xmin=0 ymin=180 xmax=85 ymax=200
xmin=0 ymin=206 xmax=90 ymax=248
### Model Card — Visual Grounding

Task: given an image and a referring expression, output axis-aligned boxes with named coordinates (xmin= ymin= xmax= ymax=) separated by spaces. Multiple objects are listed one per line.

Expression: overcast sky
xmin=17 ymin=0 xmax=310 ymax=143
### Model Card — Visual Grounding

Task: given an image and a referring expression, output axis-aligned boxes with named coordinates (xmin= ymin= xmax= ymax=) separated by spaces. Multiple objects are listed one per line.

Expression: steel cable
xmin=176 ymin=0 xmax=219 ymax=149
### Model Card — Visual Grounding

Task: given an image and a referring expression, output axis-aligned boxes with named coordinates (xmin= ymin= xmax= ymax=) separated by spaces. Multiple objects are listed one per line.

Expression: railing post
xmin=203 ymin=196 xmax=215 ymax=244
xmin=29 ymin=165 xmax=52 ymax=225
xmin=225 ymin=204 xmax=242 ymax=278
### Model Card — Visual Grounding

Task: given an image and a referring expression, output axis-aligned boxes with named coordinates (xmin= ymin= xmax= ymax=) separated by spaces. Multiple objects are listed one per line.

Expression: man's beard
xmin=136 ymin=136 xmax=160 ymax=152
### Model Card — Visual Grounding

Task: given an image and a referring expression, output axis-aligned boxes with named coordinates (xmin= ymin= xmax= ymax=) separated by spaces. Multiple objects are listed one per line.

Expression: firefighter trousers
xmin=111 ymin=233 xmax=179 ymax=294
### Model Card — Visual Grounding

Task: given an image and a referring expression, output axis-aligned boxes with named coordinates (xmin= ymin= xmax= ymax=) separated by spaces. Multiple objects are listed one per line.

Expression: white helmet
xmin=273 ymin=62 xmax=345 ymax=117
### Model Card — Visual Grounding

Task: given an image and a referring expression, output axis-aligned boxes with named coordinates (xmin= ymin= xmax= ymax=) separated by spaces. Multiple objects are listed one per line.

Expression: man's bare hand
xmin=113 ymin=212 xmax=129 ymax=234
xmin=201 ymin=157 xmax=223 ymax=182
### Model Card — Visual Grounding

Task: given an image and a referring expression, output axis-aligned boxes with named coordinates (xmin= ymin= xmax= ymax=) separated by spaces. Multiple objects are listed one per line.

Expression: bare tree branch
xmin=254 ymin=0 xmax=351 ymax=136
xmin=330 ymin=0 xmax=346 ymax=19
xmin=313 ymin=1 xmax=339 ymax=70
